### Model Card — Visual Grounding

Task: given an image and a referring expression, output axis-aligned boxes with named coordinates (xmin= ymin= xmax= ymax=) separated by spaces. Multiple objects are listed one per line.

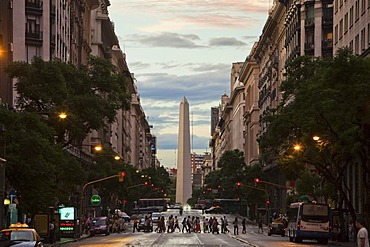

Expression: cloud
xmin=129 ymin=33 xmax=205 ymax=48
xmin=209 ymin=37 xmax=247 ymax=47
xmin=155 ymin=133 xmax=210 ymax=150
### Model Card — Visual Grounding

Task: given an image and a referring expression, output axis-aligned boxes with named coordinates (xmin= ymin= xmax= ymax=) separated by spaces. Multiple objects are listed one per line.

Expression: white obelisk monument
xmin=176 ymin=97 xmax=192 ymax=205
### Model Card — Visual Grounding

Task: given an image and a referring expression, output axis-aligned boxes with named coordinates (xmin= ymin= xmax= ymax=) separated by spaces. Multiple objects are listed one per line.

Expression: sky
xmin=108 ymin=0 xmax=272 ymax=168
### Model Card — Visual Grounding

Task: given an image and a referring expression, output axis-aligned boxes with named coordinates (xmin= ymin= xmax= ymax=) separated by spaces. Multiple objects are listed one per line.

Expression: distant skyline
xmin=109 ymin=0 xmax=271 ymax=167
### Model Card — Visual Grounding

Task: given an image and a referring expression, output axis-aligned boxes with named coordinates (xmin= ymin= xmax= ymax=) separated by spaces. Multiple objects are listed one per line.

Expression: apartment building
xmin=239 ymin=44 xmax=260 ymax=166
xmin=333 ymin=0 xmax=370 ymax=56
xmin=0 ymin=0 xmax=156 ymax=169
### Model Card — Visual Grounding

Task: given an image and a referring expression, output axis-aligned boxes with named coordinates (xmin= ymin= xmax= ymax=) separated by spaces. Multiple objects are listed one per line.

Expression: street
xmin=61 ymin=209 xmax=353 ymax=247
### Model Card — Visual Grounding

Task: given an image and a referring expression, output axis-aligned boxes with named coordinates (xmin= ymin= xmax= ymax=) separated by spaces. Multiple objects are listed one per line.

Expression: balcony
xmin=25 ymin=31 xmax=43 ymax=46
xmin=305 ymin=19 xmax=315 ymax=29
xmin=304 ymin=43 xmax=314 ymax=54
xmin=25 ymin=0 xmax=43 ymax=16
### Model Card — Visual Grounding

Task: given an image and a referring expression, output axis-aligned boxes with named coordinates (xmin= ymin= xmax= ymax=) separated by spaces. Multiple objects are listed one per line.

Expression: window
xmin=339 ymin=19 xmax=343 ymax=39
xmin=335 ymin=25 xmax=338 ymax=43
xmin=361 ymin=28 xmax=366 ymax=51
xmin=344 ymin=13 xmax=348 ymax=33
xmin=306 ymin=5 xmax=314 ymax=24
xmin=355 ymin=34 xmax=359 ymax=54
xmin=361 ymin=0 xmax=366 ymax=13
xmin=355 ymin=1 xmax=359 ymax=20
xmin=368 ymin=24 xmax=370 ymax=45
xmin=349 ymin=40 xmax=354 ymax=51
xmin=349 ymin=6 xmax=354 ymax=27
xmin=335 ymin=0 xmax=338 ymax=12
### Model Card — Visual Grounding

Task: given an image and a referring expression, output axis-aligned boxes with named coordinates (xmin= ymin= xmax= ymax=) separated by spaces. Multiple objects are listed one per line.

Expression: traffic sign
xmin=90 ymin=195 xmax=101 ymax=205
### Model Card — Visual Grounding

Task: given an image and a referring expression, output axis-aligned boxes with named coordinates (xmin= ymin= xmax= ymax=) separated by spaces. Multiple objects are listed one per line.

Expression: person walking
xmin=212 ymin=217 xmax=219 ymax=234
xmin=181 ymin=217 xmax=188 ymax=233
xmin=258 ymin=219 xmax=263 ymax=234
xmin=223 ymin=216 xmax=229 ymax=233
xmin=356 ymin=219 xmax=369 ymax=247
xmin=173 ymin=216 xmax=181 ymax=232
xmin=133 ymin=218 xmax=139 ymax=233
xmin=242 ymin=218 xmax=246 ymax=234
xmin=233 ymin=217 xmax=239 ymax=235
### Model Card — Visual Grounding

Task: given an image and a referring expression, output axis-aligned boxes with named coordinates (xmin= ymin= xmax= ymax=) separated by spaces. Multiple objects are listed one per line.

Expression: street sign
xmin=90 ymin=195 xmax=101 ymax=206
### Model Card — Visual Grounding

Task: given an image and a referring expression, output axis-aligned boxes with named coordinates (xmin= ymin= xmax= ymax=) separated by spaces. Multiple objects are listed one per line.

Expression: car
xmin=204 ymin=206 xmax=224 ymax=214
xmin=173 ymin=203 xmax=182 ymax=209
xmin=268 ymin=221 xmax=286 ymax=237
xmin=114 ymin=209 xmax=130 ymax=222
xmin=0 ymin=222 xmax=44 ymax=247
xmin=90 ymin=216 xmax=110 ymax=236
xmin=138 ymin=217 xmax=153 ymax=232
xmin=151 ymin=212 xmax=161 ymax=224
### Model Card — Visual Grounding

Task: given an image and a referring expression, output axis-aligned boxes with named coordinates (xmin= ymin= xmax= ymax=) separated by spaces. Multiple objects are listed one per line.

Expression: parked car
xmin=0 ymin=223 xmax=44 ymax=247
xmin=204 ymin=206 xmax=224 ymax=214
xmin=90 ymin=216 xmax=110 ymax=236
xmin=268 ymin=221 xmax=286 ymax=237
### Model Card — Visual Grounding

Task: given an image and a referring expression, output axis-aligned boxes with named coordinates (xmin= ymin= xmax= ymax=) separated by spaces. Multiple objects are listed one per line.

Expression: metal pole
xmin=0 ymin=158 xmax=6 ymax=230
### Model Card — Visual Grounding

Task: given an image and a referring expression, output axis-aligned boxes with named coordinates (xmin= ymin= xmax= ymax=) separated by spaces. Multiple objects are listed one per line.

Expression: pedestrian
xmin=174 ymin=216 xmax=181 ymax=232
xmin=195 ymin=217 xmax=201 ymax=233
xmin=221 ymin=217 xmax=225 ymax=233
xmin=223 ymin=216 xmax=229 ymax=233
xmin=160 ymin=216 xmax=166 ymax=233
xmin=356 ymin=219 xmax=369 ymax=247
xmin=242 ymin=218 xmax=246 ymax=234
xmin=133 ymin=218 xmax=139 ymax=233
xmin=258 ymin=219 xmax=263 ymax=234
xmin=181 ymin=217 xmax=188 ymax=233
xmin=186 ymin=216 xmax=192 ymax=233
xmin=49 ymin=219 xmax=56 ymax=244
xmin=202 ymin=217 xmax=207 ymax=233
xmin=233 ymin=217 xmax=239 ymax=235
xmin=212 ymin=217 xmax=219 ymax=234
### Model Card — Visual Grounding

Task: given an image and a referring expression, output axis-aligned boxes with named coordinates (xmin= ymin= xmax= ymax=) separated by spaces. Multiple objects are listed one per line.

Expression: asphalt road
xmin=61 ymin=209 xmax=355 ymax=247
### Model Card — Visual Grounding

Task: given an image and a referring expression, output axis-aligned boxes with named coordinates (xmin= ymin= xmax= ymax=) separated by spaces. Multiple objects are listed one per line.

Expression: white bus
xmin=287 ymin=202 xmax=331 ymax=244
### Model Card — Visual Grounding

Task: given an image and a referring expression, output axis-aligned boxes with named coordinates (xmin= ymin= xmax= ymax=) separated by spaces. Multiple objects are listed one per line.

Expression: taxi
xmin=0 ymin=223 xmax=44 ymax=247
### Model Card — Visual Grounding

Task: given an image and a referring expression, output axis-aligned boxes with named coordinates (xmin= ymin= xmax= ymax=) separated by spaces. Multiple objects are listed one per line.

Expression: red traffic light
xmin=151 ymin=183 xmax=154 ymax=187
xmin=266 ymin=199 xmax=270 ymax=205
xmin=118 ymin=171 xmax=126 ymax=182
xmin=144 ymin=182 xmax=148 ymax=186
xmin=236 ymin=182 xmax=241 ymax=187
xmin=254 ymin=178 xmax=260 ymax=186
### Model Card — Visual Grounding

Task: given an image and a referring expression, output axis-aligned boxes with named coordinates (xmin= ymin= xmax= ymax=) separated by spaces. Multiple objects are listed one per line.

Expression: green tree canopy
xmin=258 ymin=48 xmax=370 ymax=223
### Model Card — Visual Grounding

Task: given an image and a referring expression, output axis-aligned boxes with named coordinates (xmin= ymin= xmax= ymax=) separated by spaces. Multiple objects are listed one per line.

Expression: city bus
xmin=212 ymin=199 xmax=241 ymax=214
xmin=287 ymin=202 xmax=331 ymax=244
xmin=132 ymin=198 xmax=169 ymax=213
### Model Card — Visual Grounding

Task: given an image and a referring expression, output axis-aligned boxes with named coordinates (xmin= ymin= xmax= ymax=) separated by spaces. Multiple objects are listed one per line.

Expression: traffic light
xmin=118 ymin=172 xmax=126 ymax=182
xmin=144 ymin=181 xmax=148 ymax=186
xmin=236 ymin=182 xmax=241 ymax=187
xmin=254 ymin=178 xmax=260 ymax=186
xmin=266 ymin=199 xmax=270 ymax=207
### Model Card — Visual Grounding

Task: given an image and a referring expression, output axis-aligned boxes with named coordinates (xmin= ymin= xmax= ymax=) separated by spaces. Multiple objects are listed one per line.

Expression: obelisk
xmin=176 ymin=97 xmax=192 ymax=205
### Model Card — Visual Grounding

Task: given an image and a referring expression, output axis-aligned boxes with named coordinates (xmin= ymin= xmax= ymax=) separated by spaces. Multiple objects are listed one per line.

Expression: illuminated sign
xmin=59 ymin=207 xmax=75 ymax=220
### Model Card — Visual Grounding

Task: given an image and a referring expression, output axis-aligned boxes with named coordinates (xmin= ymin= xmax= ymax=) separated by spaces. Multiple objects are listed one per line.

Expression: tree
xmin=5 ymin=56 xmax=131 ymax=146
xmin=259 ymin=48 xmax=370 ymax=227
xmin=0 ymin=105 xmax=84 ymax=215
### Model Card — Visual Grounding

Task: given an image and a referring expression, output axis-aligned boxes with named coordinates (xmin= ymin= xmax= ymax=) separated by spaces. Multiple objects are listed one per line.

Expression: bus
xmin=287 ymin=202 xmax=331 ymax=244
xmin=133 ymin=198 xmax=169 ymax=213
xmin=212 ymin=199 xmax=241 ymax=214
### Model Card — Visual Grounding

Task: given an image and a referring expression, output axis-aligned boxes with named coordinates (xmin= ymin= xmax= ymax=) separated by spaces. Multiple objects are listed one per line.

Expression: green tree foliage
xmin=258 ymin=48 xmax=370 ymax=224
xmin=5 ymin=56 xmax=131 ymax=146
xmin=2 ymin=56 xmax=132 ymax=216
xmin=0 ymin=106 xmax=84 ymax=215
